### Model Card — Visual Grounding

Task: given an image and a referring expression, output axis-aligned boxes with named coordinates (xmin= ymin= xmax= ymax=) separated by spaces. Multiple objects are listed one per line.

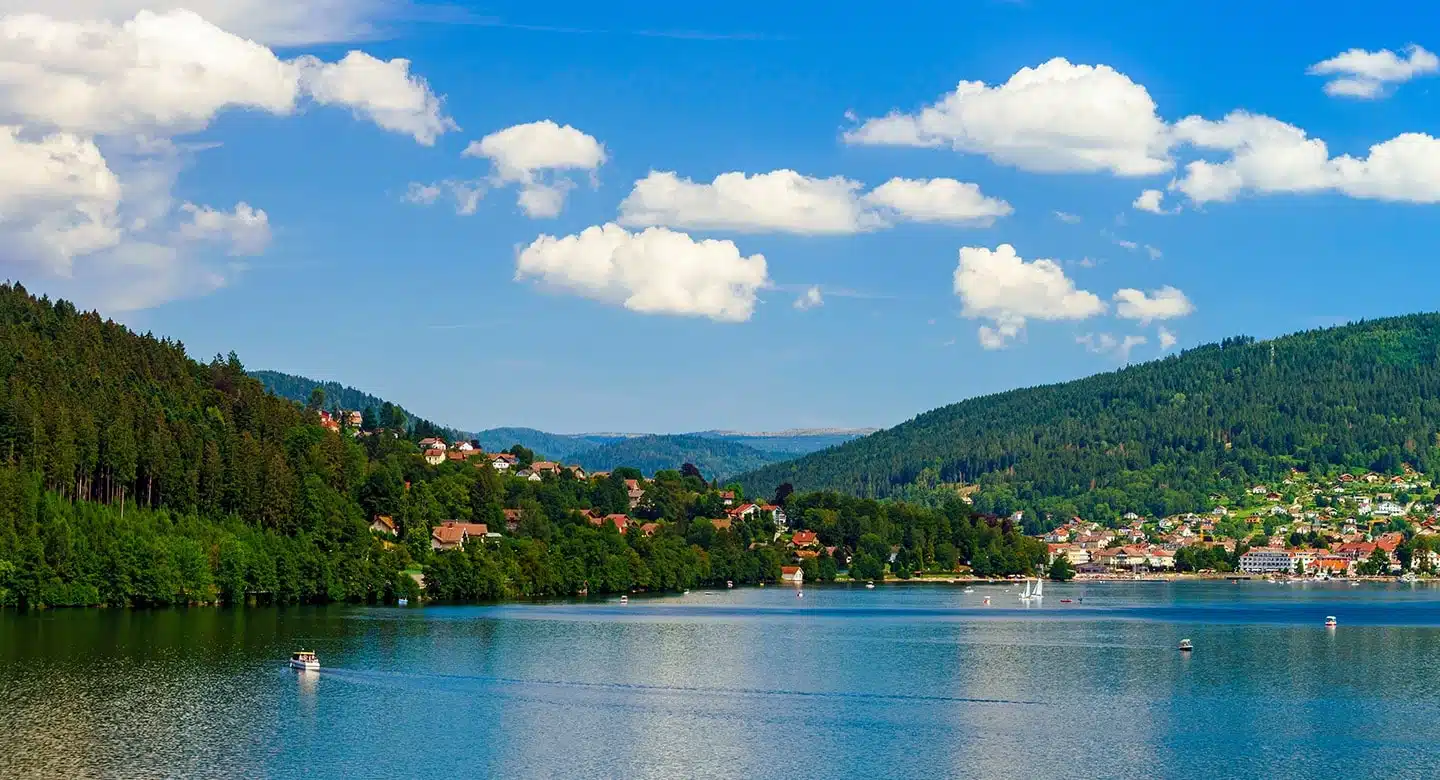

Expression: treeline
xmin=0 ymin=284 xmax=1041 ymax=607
xmin=740 ymin=315 xmax=1440 ymax=529
xmin=251 ymin=369 xmax=464 ymax=443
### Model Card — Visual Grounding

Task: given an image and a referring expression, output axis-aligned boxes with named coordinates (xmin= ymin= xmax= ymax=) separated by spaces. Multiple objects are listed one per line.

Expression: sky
xmin=5 ymin=0 xmax=1440 ymax=433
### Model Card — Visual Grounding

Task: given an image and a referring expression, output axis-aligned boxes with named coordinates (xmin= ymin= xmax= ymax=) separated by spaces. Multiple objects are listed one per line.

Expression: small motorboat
xmin=865 ymin=582 xmax=875 ymax=590
xmin=1325 ymin=615 xmax=1337 ymax=627
xmin=289 ymin=650 xmax=319 ymax=671
xmin=1060 ymin=599 xmax=1073 ymax=603
xmin=796 ymin=591 xmax=804 ymax=598
xmin=983 ymin=596 xmax=990 ymax=605
xmin=1178 ymin=639 xmax=1193 ymax=652
xmin=726 ymin=580 xmax=734 ymax=589
xmin=396 ymin=598 xmax=408 ymax=606
xmin=962 ymin=587 xmax=974 ymax=594
xmin=619 ymin=595 xmax=629 ymax=604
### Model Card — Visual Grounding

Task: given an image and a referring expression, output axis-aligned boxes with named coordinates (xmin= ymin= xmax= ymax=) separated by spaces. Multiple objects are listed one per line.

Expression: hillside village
xmin=1040 ymin=467 xmax=1440 ymax=579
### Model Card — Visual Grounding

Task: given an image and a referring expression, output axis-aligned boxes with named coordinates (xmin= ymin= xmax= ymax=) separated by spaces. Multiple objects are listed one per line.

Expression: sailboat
xmin=1019 ymin=579 xmax=1033 ymax=601
xmin=1033 ymin=578 xmax=1044 ymax=600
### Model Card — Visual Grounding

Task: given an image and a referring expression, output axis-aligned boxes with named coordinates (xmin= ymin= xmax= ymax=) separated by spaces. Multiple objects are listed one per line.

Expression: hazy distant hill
xmin=737 ymin=314 xmax=1440 ymax=522
xmin=473 ymin=428 xmax=621 ymax=461
xmin=249 ymin=369 xmax=871 ymax=468
xmin=571 ymin=435 xmax=786 ymax=481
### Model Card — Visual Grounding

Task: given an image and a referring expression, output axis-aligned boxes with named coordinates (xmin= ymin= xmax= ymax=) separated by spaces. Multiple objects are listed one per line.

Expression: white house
xmin=422 ymin=448 xmax=446 ymax=466
xmin=780 ymin=566 xmax=804 ymax=584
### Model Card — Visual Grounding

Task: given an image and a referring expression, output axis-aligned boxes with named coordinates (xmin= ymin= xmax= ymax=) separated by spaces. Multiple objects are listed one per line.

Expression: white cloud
xmin=297 ymin=52 xmax=456 ymax=146
xmin=1133 ymin=189 xmax=1171 ymax=214
xmin=863 ymin=177 xmax=1012 ymax=226
xmin=844 ymin=58 xmax=1171 ymax=176
xmin=1171 ymin=112 xmax=1440 ymax=204
xmin=619 ymin=170 xmax=877 ymax=234
xmin=0 ymin=127 xmax=122 ymax=272
xmin=21 ymin=0 xmax=397 ymax=46
xmin=619 ymin=170 xmax=1008 ymax=233
xmin=0 ymin=8 xmax=454 ymax=310
xmin=1308 ymin=45 xmax=1439 ymax=99
xmin=515 ymin=223 xmax=769 ymax=322
xmin=793 ymin=285 xmax=823 ymax=310
xmin=1144 ymin=244 xmax=1162 ymax=260
xmin=1113 ymin=286 xmax=1194 ymax=323
xmin=176 ymin=202 xmax=271 ymax=255
xmin=463 ymin=120 xmax=605 ymax=218
xmin=952 ymin=243 xmax=1106 ymax=349
xmin=405 ymin=180 xmax=484 ymax=215
xmin=1077 ymin=332 xmax=1147 ymax=361
xmin=1115 ymin=239 xmax=1139 ymax=251
xmin=1158 ymin=326 xmax=1178 ymax=351
xmin=1054 ymin=211 xmax=1081 ymax=224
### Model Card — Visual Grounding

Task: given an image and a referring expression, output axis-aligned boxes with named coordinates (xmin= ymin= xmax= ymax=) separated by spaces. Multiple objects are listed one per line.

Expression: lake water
xmin=4 ymin=581 xmax=1440 ymax=779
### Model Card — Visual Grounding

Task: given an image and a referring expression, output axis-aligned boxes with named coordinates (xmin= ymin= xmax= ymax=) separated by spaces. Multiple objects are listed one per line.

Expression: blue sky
xmin=9 ymin=0 xmax=1440 ymax=433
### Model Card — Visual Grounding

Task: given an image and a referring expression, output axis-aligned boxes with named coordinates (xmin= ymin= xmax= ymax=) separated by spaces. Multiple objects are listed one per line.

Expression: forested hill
xmin=738 ymin=314 xmax=1440 ymax=524
xmin=250 ymin=369 xmax=462 ymax=441
xmin=571 ymin=435 xmax=784 ymax=481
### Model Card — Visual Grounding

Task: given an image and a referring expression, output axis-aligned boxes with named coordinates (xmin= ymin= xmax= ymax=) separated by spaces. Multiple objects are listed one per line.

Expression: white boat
xmin=1033 ymin=578 xmax=1044 ymax=599
xmin=796 ymin=591 xmax=804 ymax=598
xmin=289 ymin=650 xmax=319 ymax=671
xmin=620 ymin=595 xmax=629 ymax=604
xmin=1178 ymin=639 xmax=1193 ymax=652
xmin=1400 ymin=572 xmax=1419 ymax=583
xmin=396 ymin=598 xmax=408 ymax=606
xmin=726 ymin=580 xmax=734 ymax=589
xmin=865 ymin=582 xmax=875 ymax=589
xmin=1019 ymin=580 xmax=1033 ymax=602
xmin=1325 ymin=615 xmax=1337 ymax=627
xmin=962 ymin=587 xmax=975 ymax=594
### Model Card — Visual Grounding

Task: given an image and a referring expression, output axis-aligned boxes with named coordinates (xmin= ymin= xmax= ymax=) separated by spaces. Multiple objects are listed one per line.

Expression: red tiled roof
xmin=432 ymin=525 xmax=465 ymax=544
xmin=791 ymin=530 xmax=818 ymax=546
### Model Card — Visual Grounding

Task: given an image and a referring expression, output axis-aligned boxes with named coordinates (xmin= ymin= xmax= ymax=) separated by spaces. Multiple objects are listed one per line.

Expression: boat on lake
xmin=962 ymin=587 xmax=974 ymax=594
xmin=620 ymin=595 xmax=629 ymax=604
xmin=1325 ymin=615 xmax=1337 ymax=627
xmin=289 ymin=650 xmax=319 ymax=671
xmin=396 ymin=598 xmax=408 ymax=606
xmin=1178 ymin=639 xmax=1193 ymax=652
xmin=865 ymin=582 xmax=875 ymax=589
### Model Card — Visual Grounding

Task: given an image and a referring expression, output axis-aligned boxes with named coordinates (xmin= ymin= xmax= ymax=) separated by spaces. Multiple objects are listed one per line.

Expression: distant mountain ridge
xmin=250 ymin=369 xmax=873 ymax=474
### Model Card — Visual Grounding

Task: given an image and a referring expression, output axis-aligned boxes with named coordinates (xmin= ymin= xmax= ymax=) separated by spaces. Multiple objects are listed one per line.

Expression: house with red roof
xmin=791 ymin=530 xmax=819 ymax=548
xmin=780 ymin=566 xmax=804 ymax=584
xmin=370 ymin=515 xmax=397 ymax=536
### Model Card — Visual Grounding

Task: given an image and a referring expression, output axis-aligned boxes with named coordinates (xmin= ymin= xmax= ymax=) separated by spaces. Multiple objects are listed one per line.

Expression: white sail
xmin=1034 ymin=578 xmax=1044 ymax=597
xmin=1020 ymin=580 xmax=1032 ymax=599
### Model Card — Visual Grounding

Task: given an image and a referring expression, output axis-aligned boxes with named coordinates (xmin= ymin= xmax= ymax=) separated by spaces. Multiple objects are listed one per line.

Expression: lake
xmin=4 ymin=580 xmax=1440 ymax=779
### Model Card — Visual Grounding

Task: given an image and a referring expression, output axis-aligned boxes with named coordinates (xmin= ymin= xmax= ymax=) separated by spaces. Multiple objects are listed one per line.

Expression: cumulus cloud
xmin=1171 ymin=112 xmax=1440 ymax=204
xmin=863 ymin=177 xmax=1012 ymax=226
xmin=793 ymin=285 xmax=823 ymax=310
xmin=298 ymin=52 xmax=456 ymax=146
xmin=1308 ymin=45 xmax=1439 ymax=99
xmin=176 ymin=202 xmax=271 ymax=255
xmin=1113 ymin=286 xmax=1194 ymax=324
xmin=844 ymin=58 xmax=1171 ymax=176
xmin=0 ymin=8 xmax=454 ymax=310
xmin=952 ymin=243 xmax=1106 ymax=349
xmin=618 ymin=170 xmax=1009 ymax=233
xmin=1133 ymin=189 xmax=1172 ymax=214
xmin=515 ymin=223 xmax=769 ymax=322
xmin=0 ymin=128 xmax=123 ymax=272
xmin=462 ymin=120 xmax=605 ymax=218
xmin=1054 ymin=211 xmax=1081 ymax=224
xmin=1158 ymin=326 xmax=1178 ymax=351
xmin=619 ymin=170 xmax=875 ymax=234
xmin=1077 ymin=332 xmax=1148 ymax=361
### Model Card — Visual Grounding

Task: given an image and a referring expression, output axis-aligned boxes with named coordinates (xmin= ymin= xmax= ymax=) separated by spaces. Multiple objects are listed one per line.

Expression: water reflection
xmin=6 ymin=584 xmax=1440 ymax=779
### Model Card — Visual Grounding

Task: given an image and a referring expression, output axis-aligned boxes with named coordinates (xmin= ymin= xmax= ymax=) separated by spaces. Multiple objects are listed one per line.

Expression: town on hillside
xmin=1038 ymin=467 xmax=1440 ymax=579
